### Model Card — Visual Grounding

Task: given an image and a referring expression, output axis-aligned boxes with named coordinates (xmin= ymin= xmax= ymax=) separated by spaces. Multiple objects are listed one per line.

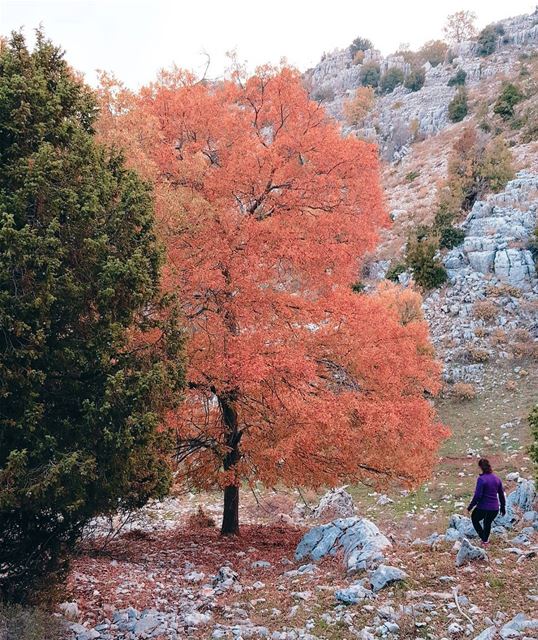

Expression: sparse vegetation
xmin=473 ymin=300 xmax=498 ymax=321
xmin=0 ymin=603 xmax=66 ymax=640
xmin=418 ymin=40 xmax=449 ymax=67
xmin=439 ymin=225 xmax=465 ymax=249
xmin=380 ymin=67 xmax=405 ymax=94
xmin=404 ymin=67 xmax=426 ymax=92
xmin=452 ymin=382 xmax=477 ymax=400
xmin=477 ymin=25 xmax=499 ymax=57
xmin=385 ymin=262 xmax=406 ymax=283
xmin=350 ymin=36 xmax=373 ymax=55
xmin=359 ymin=62 xmax=381 ymax=88
xmin=343 ymin=86 xmax=375 ymax=126
xmin=448 ymin=87 xmax=469 ymax=122
xmin=494 ymin=82 xmax=525 ymax=120
xmin=405 ymin=234 xmax=448 ymax=289
xmin=448 ymin=69 xmax=467 ymax=86
xmin=530 ymin=405 xmax=538 ymax=479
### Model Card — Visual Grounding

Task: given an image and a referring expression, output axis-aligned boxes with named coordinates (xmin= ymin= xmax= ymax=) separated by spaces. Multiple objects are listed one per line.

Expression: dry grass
xmin=451 ymin=382 xmax=477 ymax=401
xmin=473 ymin=300 xmax=498 ymax=321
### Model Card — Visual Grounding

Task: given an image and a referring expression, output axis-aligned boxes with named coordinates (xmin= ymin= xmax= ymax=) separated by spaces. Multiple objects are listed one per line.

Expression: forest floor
xmin=56 ymin=361 xmax=538 ymax=640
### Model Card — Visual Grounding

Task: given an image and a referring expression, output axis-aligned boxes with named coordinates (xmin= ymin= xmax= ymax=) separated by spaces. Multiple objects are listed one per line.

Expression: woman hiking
xmin=467 ymin=458 xmax=506 ymax=546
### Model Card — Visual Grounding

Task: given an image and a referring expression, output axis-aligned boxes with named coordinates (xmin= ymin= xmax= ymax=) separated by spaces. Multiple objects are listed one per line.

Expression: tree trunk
xmin=219 ymin=392 xmax=242 ymax=536
xmin=221 ymin=484 xmax=240 ymax=536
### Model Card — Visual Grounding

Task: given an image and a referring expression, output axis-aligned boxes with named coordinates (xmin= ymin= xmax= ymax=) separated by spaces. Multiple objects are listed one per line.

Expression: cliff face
xmin=306 ymin=7 xmax=538 ymax=161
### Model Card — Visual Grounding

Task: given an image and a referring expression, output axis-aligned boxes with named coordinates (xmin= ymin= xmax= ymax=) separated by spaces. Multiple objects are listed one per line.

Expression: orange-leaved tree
xmin=98 ymin=67 xmax=448 ymax=535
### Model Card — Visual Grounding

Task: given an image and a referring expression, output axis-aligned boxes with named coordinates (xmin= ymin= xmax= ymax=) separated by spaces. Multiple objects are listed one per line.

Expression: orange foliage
xmin=98 ymin=66 xmax=448 ymax=532
xmin=344 ymin=86 xmax=375 ymax=126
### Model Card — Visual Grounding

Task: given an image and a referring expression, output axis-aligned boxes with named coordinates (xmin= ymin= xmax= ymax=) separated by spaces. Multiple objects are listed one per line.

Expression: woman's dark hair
xmin=478 ymin=458 xmax=492 ymax=474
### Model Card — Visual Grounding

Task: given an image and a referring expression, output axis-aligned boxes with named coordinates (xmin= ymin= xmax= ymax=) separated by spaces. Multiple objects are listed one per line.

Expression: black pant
xmin=471 ymin=508 xmax=498 ymax=542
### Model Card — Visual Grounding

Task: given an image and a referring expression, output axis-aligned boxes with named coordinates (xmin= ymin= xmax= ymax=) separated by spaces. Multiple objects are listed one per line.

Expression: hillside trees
xmin=444 ymin=10 xmax=477 ymax=44
xmin=0 ymin=33 xmax=185 ymax=600
xmin=99 ymin=67 xmax=448 ymax=536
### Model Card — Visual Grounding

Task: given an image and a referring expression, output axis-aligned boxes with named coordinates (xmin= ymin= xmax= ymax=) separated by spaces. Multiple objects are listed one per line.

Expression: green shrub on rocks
xmin=380 ymin=67 xmax=405 ymax=94
xmin=405 ymin=234 xmax=448 ymax=290
xmin=448 ymin=69 xmax=467 ymax=87
xmin=360 ymin=62 xmax=381 ymax=88
xmin=494 ymin=83 xmax=525 ymax=120
xmin=448 ymin=87 xmax=469 ymax=122
xmin=404 ymin=67 xmax=426 ymax=92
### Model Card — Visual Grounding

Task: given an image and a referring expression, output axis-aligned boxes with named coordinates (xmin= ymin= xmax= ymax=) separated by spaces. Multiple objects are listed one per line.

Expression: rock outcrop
xmin=295 ymin=517 xmax=391 ymax=573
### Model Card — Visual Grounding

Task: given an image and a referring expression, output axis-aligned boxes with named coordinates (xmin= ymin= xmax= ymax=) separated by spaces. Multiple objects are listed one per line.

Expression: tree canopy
xmin=0 ymin=32 xmax=185 ymax=600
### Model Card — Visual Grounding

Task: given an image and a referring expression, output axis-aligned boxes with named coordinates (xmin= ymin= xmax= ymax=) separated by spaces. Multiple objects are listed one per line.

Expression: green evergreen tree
xmin=448 ymin=87 xmax=469 ymax=122
xmin=0 ymin=32 xmax=185 ymax=601
xmin=494 ymin=83 xmax=525 ymax=120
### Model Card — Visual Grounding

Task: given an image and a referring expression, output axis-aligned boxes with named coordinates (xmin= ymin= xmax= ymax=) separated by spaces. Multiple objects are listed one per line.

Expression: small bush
xmin=472 ymin=300 xmax=498 ymax=321
xmin=351 ymin=281 xmax=366 ymax=293
xmin=448 ymin=69 xmax=467 ymax=86
xmin=452 ymin=382 xmax=477 ymax=400
xmin=406 ymin=236 xmax=448 ymax=290
xmin=522 ymin=106 xmax=538 ymax=142
xmin=478 ymin=137 xmax=515 ymax=193
xmin=353 ymin=50 xmax=365 ymax=65
xmin=477 ymin=25 xmax=498 ymax=57
xmin=350 ymin=36 xmax=373 ymax=55
xmin=491 ymin=328 xmax=508 ymax=345
xmin=404 ymin=67 xmax=426 ymax=92
xmin=359 ymin=62 xmax=381 ymax=88
xmin=466 ymin=346 xmax=490 ymax=363
xmin=386 ymin=262 xmax=406 ymax=283
xmin=418 ymin=40 xmax=449 ymax=67
xmin=343 ymin=86 xmax=375 ymax=126
xmin=380 ymin=67 xmax=405 ymax=94
xmin=439 ymin=226 xmax=465 ymax=249
xmin=405 ymin=170 xmax=420 ymax=182
xmin=312 ymin=84 xmax=335 ymax=102
xmin=448 ymin=87 xmax=469 ymax=122
xmin=0 ymin=603 xmax=66 ymax=640
xmin=505 ymin=379 xmax=517 ymax=391
xmin=494 ymin=83 xmax=525 ymax=120
xmin=187 ymin=506 xmax=216 ymax=529
xmin=485 ymin=283 xmax=522 ymax=298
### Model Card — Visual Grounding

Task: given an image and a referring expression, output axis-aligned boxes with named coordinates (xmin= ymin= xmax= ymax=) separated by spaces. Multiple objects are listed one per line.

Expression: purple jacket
xmin=468 ymin=473 xmax=506 ymax=512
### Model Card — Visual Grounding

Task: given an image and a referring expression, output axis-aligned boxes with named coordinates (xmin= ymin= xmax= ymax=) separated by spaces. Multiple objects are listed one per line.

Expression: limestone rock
xmin=455 ymin=538 xmax=487 ymax=566
xmin=369 ymin=565 xmax=407 ymax=591
xmin=312 ymin=487 xmax=355 ymax=519
xmin=295 ymin=516 xmax=391 ymax=572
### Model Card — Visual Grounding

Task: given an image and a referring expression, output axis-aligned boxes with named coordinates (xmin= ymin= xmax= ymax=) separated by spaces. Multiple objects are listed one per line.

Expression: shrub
xmin=187 ymin=506 xmax=216 ymax=529
xmin=343 ymin=86 xmax=375 ymax=126
xmin=466 ymin=346 xmax=490 ymax=363
xmin=439 ymin=226 xmax=465 ymax=249
xmin=404 ymin=67 xmax=426 ymax=92
xmin=351 ymin=281 xmax=366 ymax=293
xmin=0 ymin=603 xmax=66 ymax=640
xmin=405 ymin=170 xmax=420 ymax=182
xmin=448 ymin=87 xmax=469 ymax=122
xmin=312 ymin=84 xmax=335 ymax=102
xmin=350 ymin=36 xmax=373 ymax=55
xmin=360 ymin=62 xmax=381 ymax=88
xmin=418 ymin=40 xmax=449 ymax=67
xmin=380 ymin=67 xmax=405 ymax=94
xmin=473 ymin=300 xmax=498 ymax=321
xmin=478 ymin=137 xmax=515 ymax=193
xmin=385 ymin=262 xmax=406 ymax=283
xmin=406 ymin=236 xmax=448 ymax=289
xmin=0 ymin=33 xmax=185 ymax=602
xmin=477 ymin=25 xmax=498 ymax=57
xmin=493 ymin=83 xmax=525 ymax=120
xmin=452 ymin=382 xmax=477 ymax=400
xmin=353 ymin=50 xmax=365 ymax=65
xmin=485 ymin=283 xmax=522 ymax=298
xmin=530 ymin=405 xmax=538 ymax=479
xmin=448 ymin=69 xmax=467 ymax=87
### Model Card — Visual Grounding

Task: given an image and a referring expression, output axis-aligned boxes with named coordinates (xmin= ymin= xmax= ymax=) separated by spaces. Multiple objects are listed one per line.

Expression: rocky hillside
xmin=307 ymin=7 xmax=538 ymax=388
xmin=306 ymin=8 xmax=538 ymax=161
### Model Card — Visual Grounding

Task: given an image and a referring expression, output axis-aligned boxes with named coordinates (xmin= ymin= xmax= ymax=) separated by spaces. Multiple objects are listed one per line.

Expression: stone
xmin=134 ymin=613 xmax=160 ymax=635
xmin=70 ymin=625 xmax=100 ymax=640
xmin=455 ymin=538 xmax=487 ymax=566
xmin=213 ymin=565 xmax=240 ymax=590
xmin=473 ymin=625 xmax=497 ymax=640
xmin=447 ymin=514 xmax=478 ymax=539
xmin=184 ymin=611 xmax=212 ymax=626
xmin=312 ymin=487 xmax=355 ymax=519
xmin=335 ymin=583 xmax=374 ymax=604
xmin=500 ymin=613 xmax=538 ymax=638
xmin=59 ymin=601 xmax=79 ymax=621
xmin=251 ymin=560 xmax=272 ymax=569
xmin=295 ymin=517 xmax=391 ymax=573
xmin=369 ymin=565 xmax=407 ymax=592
